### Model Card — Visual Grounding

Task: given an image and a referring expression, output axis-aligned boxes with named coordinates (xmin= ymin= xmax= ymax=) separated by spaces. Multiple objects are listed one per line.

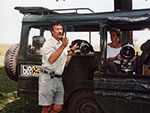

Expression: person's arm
xmin=107 ymin=54 xmax=123 ymax=61
xmin=65 ymin=43 xmax=79 ymax=67
xmin=107 ymin=57 xmax=116 ymax=61
xmin=131 ymin=56 xmax=137 ymax=62
xmin=49 ymin=37 xmax=68 ymax=64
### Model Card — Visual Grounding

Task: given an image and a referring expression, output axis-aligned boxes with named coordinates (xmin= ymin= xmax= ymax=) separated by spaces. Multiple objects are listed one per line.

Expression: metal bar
xmin=52 ymin=8 xmax=95 ymax=13
xmin=89 ymin=31 xmax=91 ymax=44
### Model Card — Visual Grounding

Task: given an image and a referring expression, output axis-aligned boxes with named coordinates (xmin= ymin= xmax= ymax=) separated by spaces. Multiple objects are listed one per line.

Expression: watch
xmin=69 ymin=49 xmax=74 ymax=53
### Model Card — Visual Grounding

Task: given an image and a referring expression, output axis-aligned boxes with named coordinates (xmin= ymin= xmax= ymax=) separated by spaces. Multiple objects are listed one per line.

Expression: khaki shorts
xmin=38 ymin=73 xmax=64 ymax=106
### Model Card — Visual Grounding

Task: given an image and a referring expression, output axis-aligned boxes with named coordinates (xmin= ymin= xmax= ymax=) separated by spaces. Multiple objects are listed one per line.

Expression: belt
xmin=41 ymin=69 xmax=62 ymax=78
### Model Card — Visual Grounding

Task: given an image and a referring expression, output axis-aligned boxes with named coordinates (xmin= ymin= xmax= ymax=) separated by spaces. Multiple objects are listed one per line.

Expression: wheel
xmin=66 ymin=90 xmax=103 ymax=113
xmin=4 ymin=44 xmax=19 ymax=81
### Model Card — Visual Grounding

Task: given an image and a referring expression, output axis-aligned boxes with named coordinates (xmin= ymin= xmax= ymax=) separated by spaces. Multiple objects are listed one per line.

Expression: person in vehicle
xmin=107 ymin=29 xmax=137 ymax=73
xmin=38 ymin=22 xmax=78 ymax=113
xmin=107 ymin=28 xmax=122 ymax=73
xmin=28 ymin=36 xmax=46 ymax=55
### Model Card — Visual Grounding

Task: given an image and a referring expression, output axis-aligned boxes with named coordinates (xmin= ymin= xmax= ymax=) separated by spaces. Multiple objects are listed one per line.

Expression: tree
xmin=114 ymin=0 xmax=132 ymax=11
xmin=114 ymin=0 xmax=133 ymax=44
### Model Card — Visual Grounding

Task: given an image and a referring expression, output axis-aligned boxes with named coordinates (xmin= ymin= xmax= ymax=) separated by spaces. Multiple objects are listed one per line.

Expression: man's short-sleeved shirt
xmin=41 ymin=37 xmax=68 ymax=75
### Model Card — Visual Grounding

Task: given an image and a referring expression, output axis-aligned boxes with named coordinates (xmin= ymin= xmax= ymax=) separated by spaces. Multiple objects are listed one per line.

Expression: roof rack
xmin=52 ymin=8 xmax=95 ymax=14
xmin=14 ymin=7 xmax=95 ymax=15
xmin=14 ymin=7 xmax=58 ymax=15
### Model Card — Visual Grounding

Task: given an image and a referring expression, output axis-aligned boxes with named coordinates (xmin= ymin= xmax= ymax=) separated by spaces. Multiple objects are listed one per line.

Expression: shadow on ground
xmin=0 ymin=98 xmax=41 ymax=113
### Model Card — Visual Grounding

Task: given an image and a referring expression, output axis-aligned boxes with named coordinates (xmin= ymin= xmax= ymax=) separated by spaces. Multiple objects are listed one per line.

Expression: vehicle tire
xmin=4 ymin=44 xmax=19 ymax=81
xmin=66 ymin=90 xmax=103 ymax=113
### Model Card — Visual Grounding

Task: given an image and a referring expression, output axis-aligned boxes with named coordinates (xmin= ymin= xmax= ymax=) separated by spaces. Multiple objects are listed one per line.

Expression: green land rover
xmin=4 ymin=7 xmax=150 ymax=113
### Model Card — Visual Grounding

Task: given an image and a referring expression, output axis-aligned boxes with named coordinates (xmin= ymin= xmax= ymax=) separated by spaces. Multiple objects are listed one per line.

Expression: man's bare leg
xmin=50 ymin=104 xmax=63 ymax=113
xmin=41 ymin=105 xmax=52 ymax=113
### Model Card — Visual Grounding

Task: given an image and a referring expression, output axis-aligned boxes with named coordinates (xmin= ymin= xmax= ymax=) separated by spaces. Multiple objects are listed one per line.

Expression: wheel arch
xmin=64 ymin=88 xmax=104 ymax=113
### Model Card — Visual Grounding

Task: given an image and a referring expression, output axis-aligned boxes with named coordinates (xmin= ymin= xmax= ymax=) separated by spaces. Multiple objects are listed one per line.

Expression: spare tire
xmin=4 ymin=44 xmax=19 ymax=81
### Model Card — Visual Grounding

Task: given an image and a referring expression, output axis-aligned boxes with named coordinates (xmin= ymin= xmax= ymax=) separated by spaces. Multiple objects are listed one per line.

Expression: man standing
xmin=39 ymin=22 xmax=78 ymax=113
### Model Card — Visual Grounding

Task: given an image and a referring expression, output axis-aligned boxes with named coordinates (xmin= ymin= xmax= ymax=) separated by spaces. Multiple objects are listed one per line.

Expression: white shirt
xmin=107 ymin=45 xmax=122 ymax=64
xmin=41 ymin=37 xmax=68 ymax=75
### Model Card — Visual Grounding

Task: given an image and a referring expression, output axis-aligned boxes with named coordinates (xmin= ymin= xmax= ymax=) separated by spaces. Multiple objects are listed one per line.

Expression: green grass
xmin=0 ymin=44 xmax=41 ymax=113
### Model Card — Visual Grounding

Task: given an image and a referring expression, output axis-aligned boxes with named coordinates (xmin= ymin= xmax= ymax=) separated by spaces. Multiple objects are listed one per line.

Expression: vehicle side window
xmin=67 ymin=32 xmax=100 ymax=51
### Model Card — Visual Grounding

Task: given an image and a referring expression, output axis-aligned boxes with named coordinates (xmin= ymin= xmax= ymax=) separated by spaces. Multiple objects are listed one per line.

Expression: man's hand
xmin=66 ymin=43 xmax=79 ymax=67
xmin=62 ymin=37 xmax=68 ymax=48
xmin=71 ymin=43 xmax=79 ymax=51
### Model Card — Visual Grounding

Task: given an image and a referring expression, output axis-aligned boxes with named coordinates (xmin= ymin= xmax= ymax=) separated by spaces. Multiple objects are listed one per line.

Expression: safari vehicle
xmin=4 ymin=6 xmax=150 ymax=113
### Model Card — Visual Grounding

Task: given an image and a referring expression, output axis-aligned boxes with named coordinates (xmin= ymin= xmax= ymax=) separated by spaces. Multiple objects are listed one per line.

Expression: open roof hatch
xmin=14 ymin=7 xmax=58 ymax=15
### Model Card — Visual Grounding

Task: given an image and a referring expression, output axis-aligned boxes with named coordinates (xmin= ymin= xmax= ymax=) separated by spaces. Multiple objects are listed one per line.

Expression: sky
xmin=0 ymin=0 xmax=150 ymax=45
